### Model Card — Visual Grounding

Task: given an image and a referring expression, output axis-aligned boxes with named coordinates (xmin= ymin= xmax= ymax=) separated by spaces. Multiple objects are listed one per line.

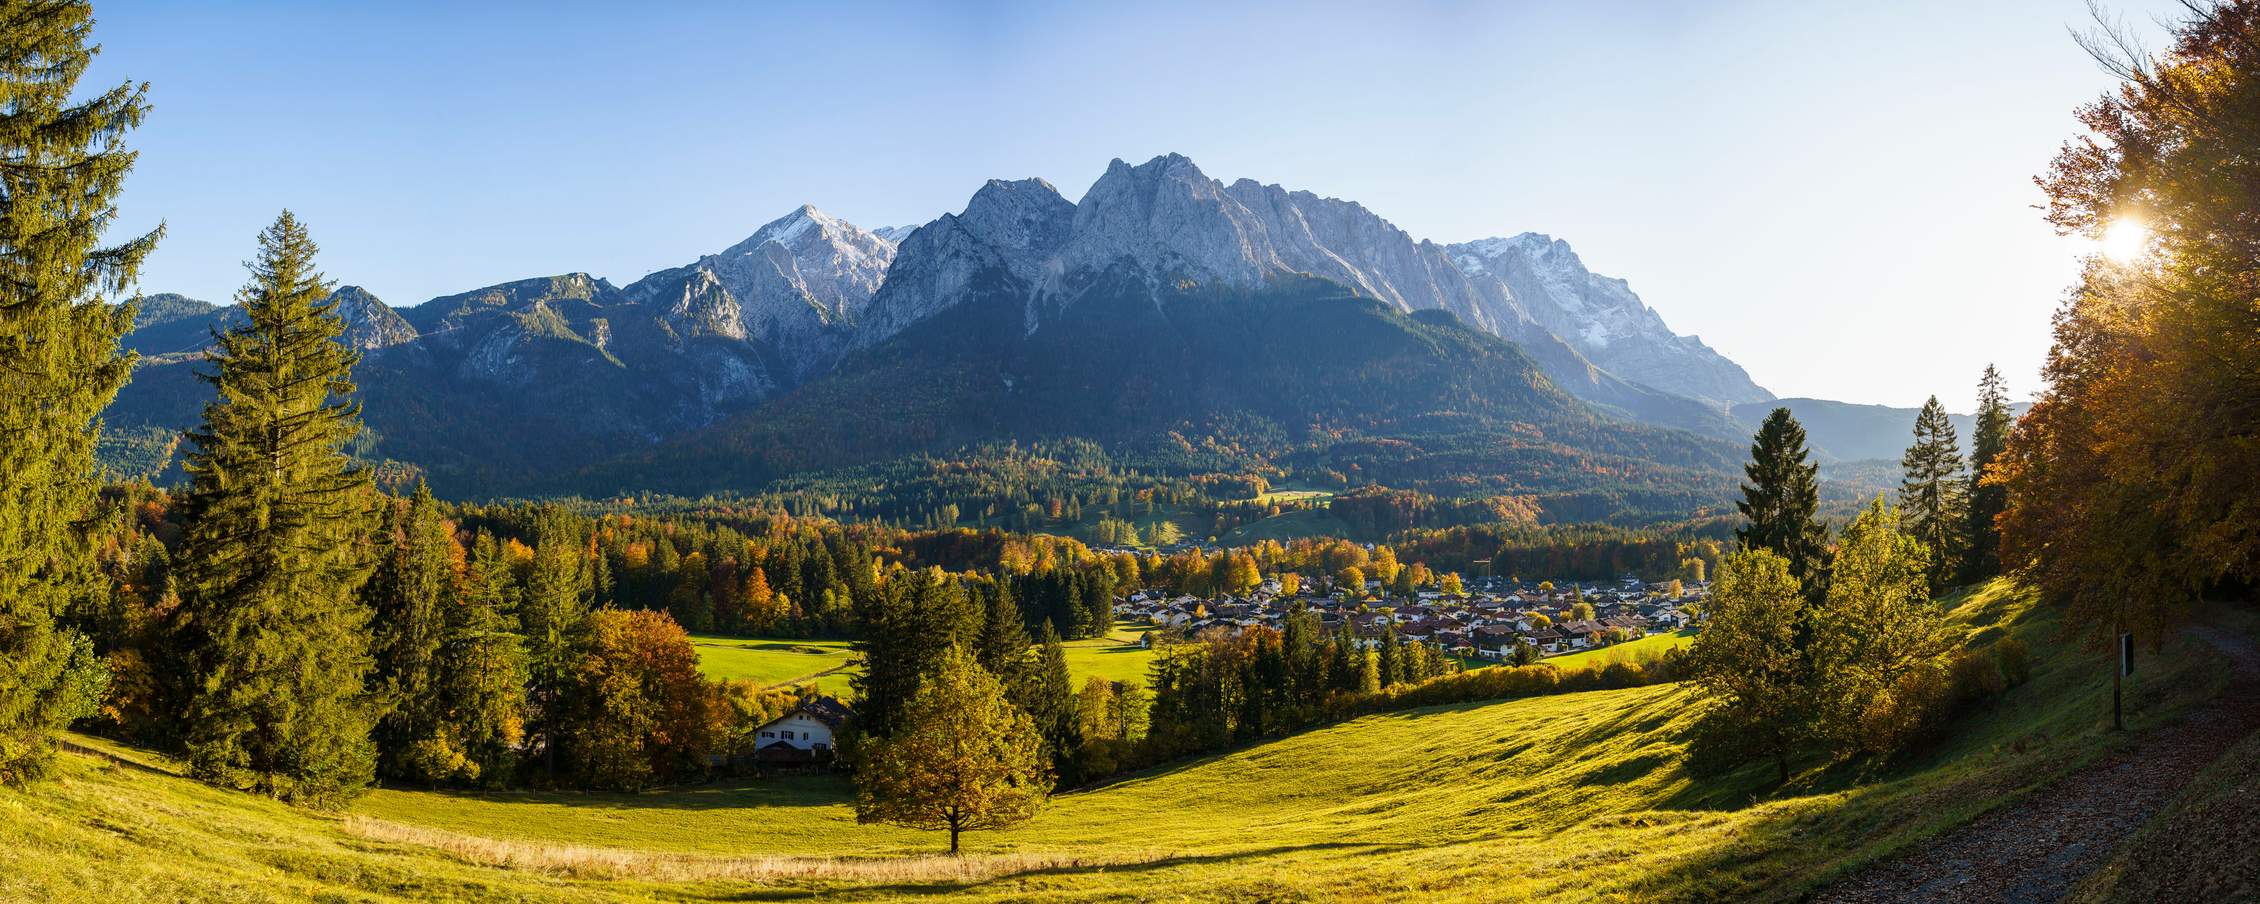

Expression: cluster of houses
xmin=1116 ymin=574 xmax=1704 ymax=661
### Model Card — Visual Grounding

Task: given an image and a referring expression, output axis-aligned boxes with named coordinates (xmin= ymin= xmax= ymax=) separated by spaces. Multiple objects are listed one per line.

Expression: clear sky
xmin=89 ymin=0 xmax=2180 ymax=410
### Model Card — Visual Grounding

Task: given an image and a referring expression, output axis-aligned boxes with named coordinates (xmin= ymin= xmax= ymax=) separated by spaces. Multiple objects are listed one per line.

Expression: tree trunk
xmin=949 ymin=821 xmax=961 ymax=855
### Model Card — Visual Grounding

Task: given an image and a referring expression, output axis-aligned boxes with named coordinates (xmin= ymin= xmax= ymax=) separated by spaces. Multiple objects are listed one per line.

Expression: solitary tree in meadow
xmin=855 ymin=644 xmax=1052 ymax=854
xmin=173 ymin=213 xmax=380 ymax=805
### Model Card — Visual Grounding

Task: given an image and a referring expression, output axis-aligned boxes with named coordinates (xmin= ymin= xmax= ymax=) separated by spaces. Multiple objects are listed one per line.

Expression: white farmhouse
xmin=752 ymin=696 xmax=853 ymax=763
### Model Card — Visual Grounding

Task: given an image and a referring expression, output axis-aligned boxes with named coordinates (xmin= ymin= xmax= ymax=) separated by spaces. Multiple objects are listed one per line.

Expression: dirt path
xmin=1815 ymin=626 xmax=2260 ymax=904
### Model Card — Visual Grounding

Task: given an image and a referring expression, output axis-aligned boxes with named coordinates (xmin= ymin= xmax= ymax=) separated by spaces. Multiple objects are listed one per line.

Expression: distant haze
xmin=91 ymin=0 xmax=2181 ymax=410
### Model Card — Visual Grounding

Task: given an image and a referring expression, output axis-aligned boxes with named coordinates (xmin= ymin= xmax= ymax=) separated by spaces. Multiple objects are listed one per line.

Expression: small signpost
xmin=2114 ymin=631 xmax=2134 ymax=731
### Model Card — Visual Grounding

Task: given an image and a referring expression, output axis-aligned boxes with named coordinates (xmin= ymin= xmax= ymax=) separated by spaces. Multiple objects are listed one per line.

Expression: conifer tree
xmin=1735 ymin=408 xmax=1829 ymax=598
xmin=975 ymin=582 xmax=1032 ymax=684
xmin=444 ymin=531 xmax=527 ymax=787
xmin=1898 ymin=396 xmax=1968 ymax=591
xmin=369 ymin=481 xmax=457 ymax=780
xmin=1963 ymin=366 xmax=2013 ymax=581
xmin=174 ymin=213 xmax=378 ymax=805
xmin=522 ymin=504 xmax=591 ymax=776
xmin=1017 ymin=621 xmax=1079 ymax=772
xmin=0 ymin=0 xmax=160 ymax=785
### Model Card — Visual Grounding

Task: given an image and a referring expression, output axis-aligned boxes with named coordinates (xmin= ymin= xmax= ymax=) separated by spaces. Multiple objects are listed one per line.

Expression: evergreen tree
xmin=1963 ymin=365 xmax=2013 ymax=581
xmin=1018 ymin=621 xmax=1079 ymax=772
xmin=1735 ymin=408 xmax=1829 ymax=598
xmin=975 ymin=582 xmax=1032 ymax=684
xmin=849 ymin=568 xmax=961 ymax=740
xmin=369 ymin=481 xmax=456 ymax=781
xmin=444 ymin=531 xmax=528 ymax=787
xmin=0 ymin=0 xmax=159 ymax=785
xmin=1898 ymin=396 xmax=1968 ymax=591
xmin=174 ymin=213 xmax=378 ymax=806
xmin=522 ymin=504 xmax=591 ymax=777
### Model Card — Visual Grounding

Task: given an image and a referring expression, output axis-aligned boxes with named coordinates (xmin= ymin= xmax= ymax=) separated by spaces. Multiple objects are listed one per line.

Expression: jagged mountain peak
xmin=718 ymin=204 xmax=886 ymax=259
xmin=1448 ymin=234 xmax=1770 ymax=409
xmin=327 ymin=285 xmax=419 ymax=351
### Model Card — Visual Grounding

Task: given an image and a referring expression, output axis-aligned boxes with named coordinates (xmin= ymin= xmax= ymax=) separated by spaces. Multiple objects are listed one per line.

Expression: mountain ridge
xmin=108 ymin=153 xmax=1778 ymax=516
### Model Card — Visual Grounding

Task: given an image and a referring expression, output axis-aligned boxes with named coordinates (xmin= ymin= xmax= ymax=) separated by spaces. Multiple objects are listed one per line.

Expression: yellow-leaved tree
xmin=855 ymin=644 xmax=1053 ymax=854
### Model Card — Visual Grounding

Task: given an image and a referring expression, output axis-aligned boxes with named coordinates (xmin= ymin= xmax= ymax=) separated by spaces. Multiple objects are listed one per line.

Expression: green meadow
xmin=689 ymin=636 xmax=858 ymax=695
xmin=4 ymin=580 xmax=2243 ymax=901
xmin=693 ymin=623 xmax=1160 ymax=698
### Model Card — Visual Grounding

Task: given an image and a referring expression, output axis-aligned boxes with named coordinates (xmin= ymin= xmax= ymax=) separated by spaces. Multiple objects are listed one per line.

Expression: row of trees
xmin=1998 ymin=2 xmax=2260 ymax=646
xmin=59 ymin=218 xmax=836 ymax=801
xmin=1895 ymin=370 xmax=2016 ymax=591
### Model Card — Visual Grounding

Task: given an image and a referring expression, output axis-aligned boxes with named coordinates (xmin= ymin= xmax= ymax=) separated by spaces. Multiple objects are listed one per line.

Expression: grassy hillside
xmin=5 ymin=581 xmax=2241 ymax=901
xmin=1546 ymin=627 xmax=1699 ymax=669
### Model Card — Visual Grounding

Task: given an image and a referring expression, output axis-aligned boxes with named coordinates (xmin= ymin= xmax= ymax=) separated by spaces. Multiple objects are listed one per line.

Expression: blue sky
xmin=90 ymin=0 xmax=2179 ymax=409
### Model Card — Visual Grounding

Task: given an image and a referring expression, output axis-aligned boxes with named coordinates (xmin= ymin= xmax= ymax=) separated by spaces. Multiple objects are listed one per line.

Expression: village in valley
xmin=1114 ymin=569 xmax=1706 ymax=663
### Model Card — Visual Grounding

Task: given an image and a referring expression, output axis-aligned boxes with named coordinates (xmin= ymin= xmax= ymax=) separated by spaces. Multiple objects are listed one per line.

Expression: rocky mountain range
xmin=108 ymin=154 xmax=1780 ymax=512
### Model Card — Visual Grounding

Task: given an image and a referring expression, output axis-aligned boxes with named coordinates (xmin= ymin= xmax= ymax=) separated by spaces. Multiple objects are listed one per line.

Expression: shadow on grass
xmin=388 ymin=773 xmax=858 ymax=814
xmin=705 ymin=836 xmax=1419 ymax=899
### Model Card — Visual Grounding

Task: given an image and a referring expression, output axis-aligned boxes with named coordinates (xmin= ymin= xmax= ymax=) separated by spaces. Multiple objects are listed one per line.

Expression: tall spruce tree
xmin=521 ymin=504 xmax=591 ymax=778
xmin=174 ymin=212 xmax=378 ymax=805
xmin=1735 ymin=408 xmax=1829 ymax=598
xmin=975 ymin=581 xmax=1032 ymax=685
xmin=444 ymin=531 xmax=528 ymax=788
xmin=1963 ymin=366 xmax=2013 ymax=581
xmin=1898 ymin=396 xmax=1968 ymax=591
xmin=368 ymin=481 xmax=458 ymax=781
xmin=1017 ymin=620 xmax=1079 ymax=775
xmin=0 ymin=0 xmax=160 ymax=785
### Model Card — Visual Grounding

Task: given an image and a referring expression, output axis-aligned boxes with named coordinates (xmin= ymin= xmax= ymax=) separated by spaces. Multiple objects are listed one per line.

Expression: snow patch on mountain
xmin=1448 ymin=233 xmax=1772 ymax=409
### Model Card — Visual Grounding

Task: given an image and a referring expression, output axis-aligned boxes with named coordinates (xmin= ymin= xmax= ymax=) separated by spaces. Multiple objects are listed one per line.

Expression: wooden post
xmin=2113 ymin=631 xmax=2133 ymax=731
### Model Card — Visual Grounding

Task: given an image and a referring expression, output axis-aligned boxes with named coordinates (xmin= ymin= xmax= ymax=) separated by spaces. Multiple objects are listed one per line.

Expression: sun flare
xmin=2101 ymin=217 xmax=2151 ymax=263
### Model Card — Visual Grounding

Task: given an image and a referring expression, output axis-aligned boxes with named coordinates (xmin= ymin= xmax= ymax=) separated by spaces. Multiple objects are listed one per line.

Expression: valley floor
xmin=5 ymin=583 xmax=2250 ymax=902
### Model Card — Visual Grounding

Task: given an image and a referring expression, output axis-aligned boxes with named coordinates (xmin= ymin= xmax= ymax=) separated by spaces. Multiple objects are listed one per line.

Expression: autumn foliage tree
xmin=1687 ymin=549 xmax=1809 ymax=782
xmin=554 ymin=608 xmax=716 ymax=790
xmin=855 ymin=644 xmax=1052 ymax=854
xmin=2006 ymin=2 xmax=2260 ymax=643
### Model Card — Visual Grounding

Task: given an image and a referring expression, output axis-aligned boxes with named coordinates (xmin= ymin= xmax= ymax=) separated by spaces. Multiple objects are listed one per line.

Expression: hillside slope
xmin=6 ymin=583 xmax=2242 ymax=902
xmin=580 ymin=272 xmax=1741 ymax=518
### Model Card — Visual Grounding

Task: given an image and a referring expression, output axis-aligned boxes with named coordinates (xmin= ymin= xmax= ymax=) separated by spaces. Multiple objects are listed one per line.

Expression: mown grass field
xmin=688 ymin=636 xmax=857 ymax=694
xmin=693 ymin=623 xmax=1160 ymax=697
xmin=1220 ymin=507 xmax=1355 ymax=543
xmin=4 ymin=581 xmax=2242 ymax=901
xmin=1546 ymin=627 xmax=1699 ymax=669
xmin=1058 ymin=620 xmax=1159 ymax=686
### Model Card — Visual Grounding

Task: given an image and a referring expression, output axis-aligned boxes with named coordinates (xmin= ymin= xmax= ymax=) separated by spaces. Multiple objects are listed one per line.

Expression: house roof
xmin=762 ymin=695 xmax=854 ymax=732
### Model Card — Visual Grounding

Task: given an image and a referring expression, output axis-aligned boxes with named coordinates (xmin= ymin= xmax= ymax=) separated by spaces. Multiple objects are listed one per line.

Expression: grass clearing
xmin=1545 ymin=628 xmax=1699 ymax=669
xmin=1059 ymin=620 xmax=1159 ymax=687
xmin=694 ymin=625 xmax=1159 ymax=697
xmin=11 ymin=580 xmax=2246 ymax=901
xmin=689 ymin=636 xmax=856 ymax=694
